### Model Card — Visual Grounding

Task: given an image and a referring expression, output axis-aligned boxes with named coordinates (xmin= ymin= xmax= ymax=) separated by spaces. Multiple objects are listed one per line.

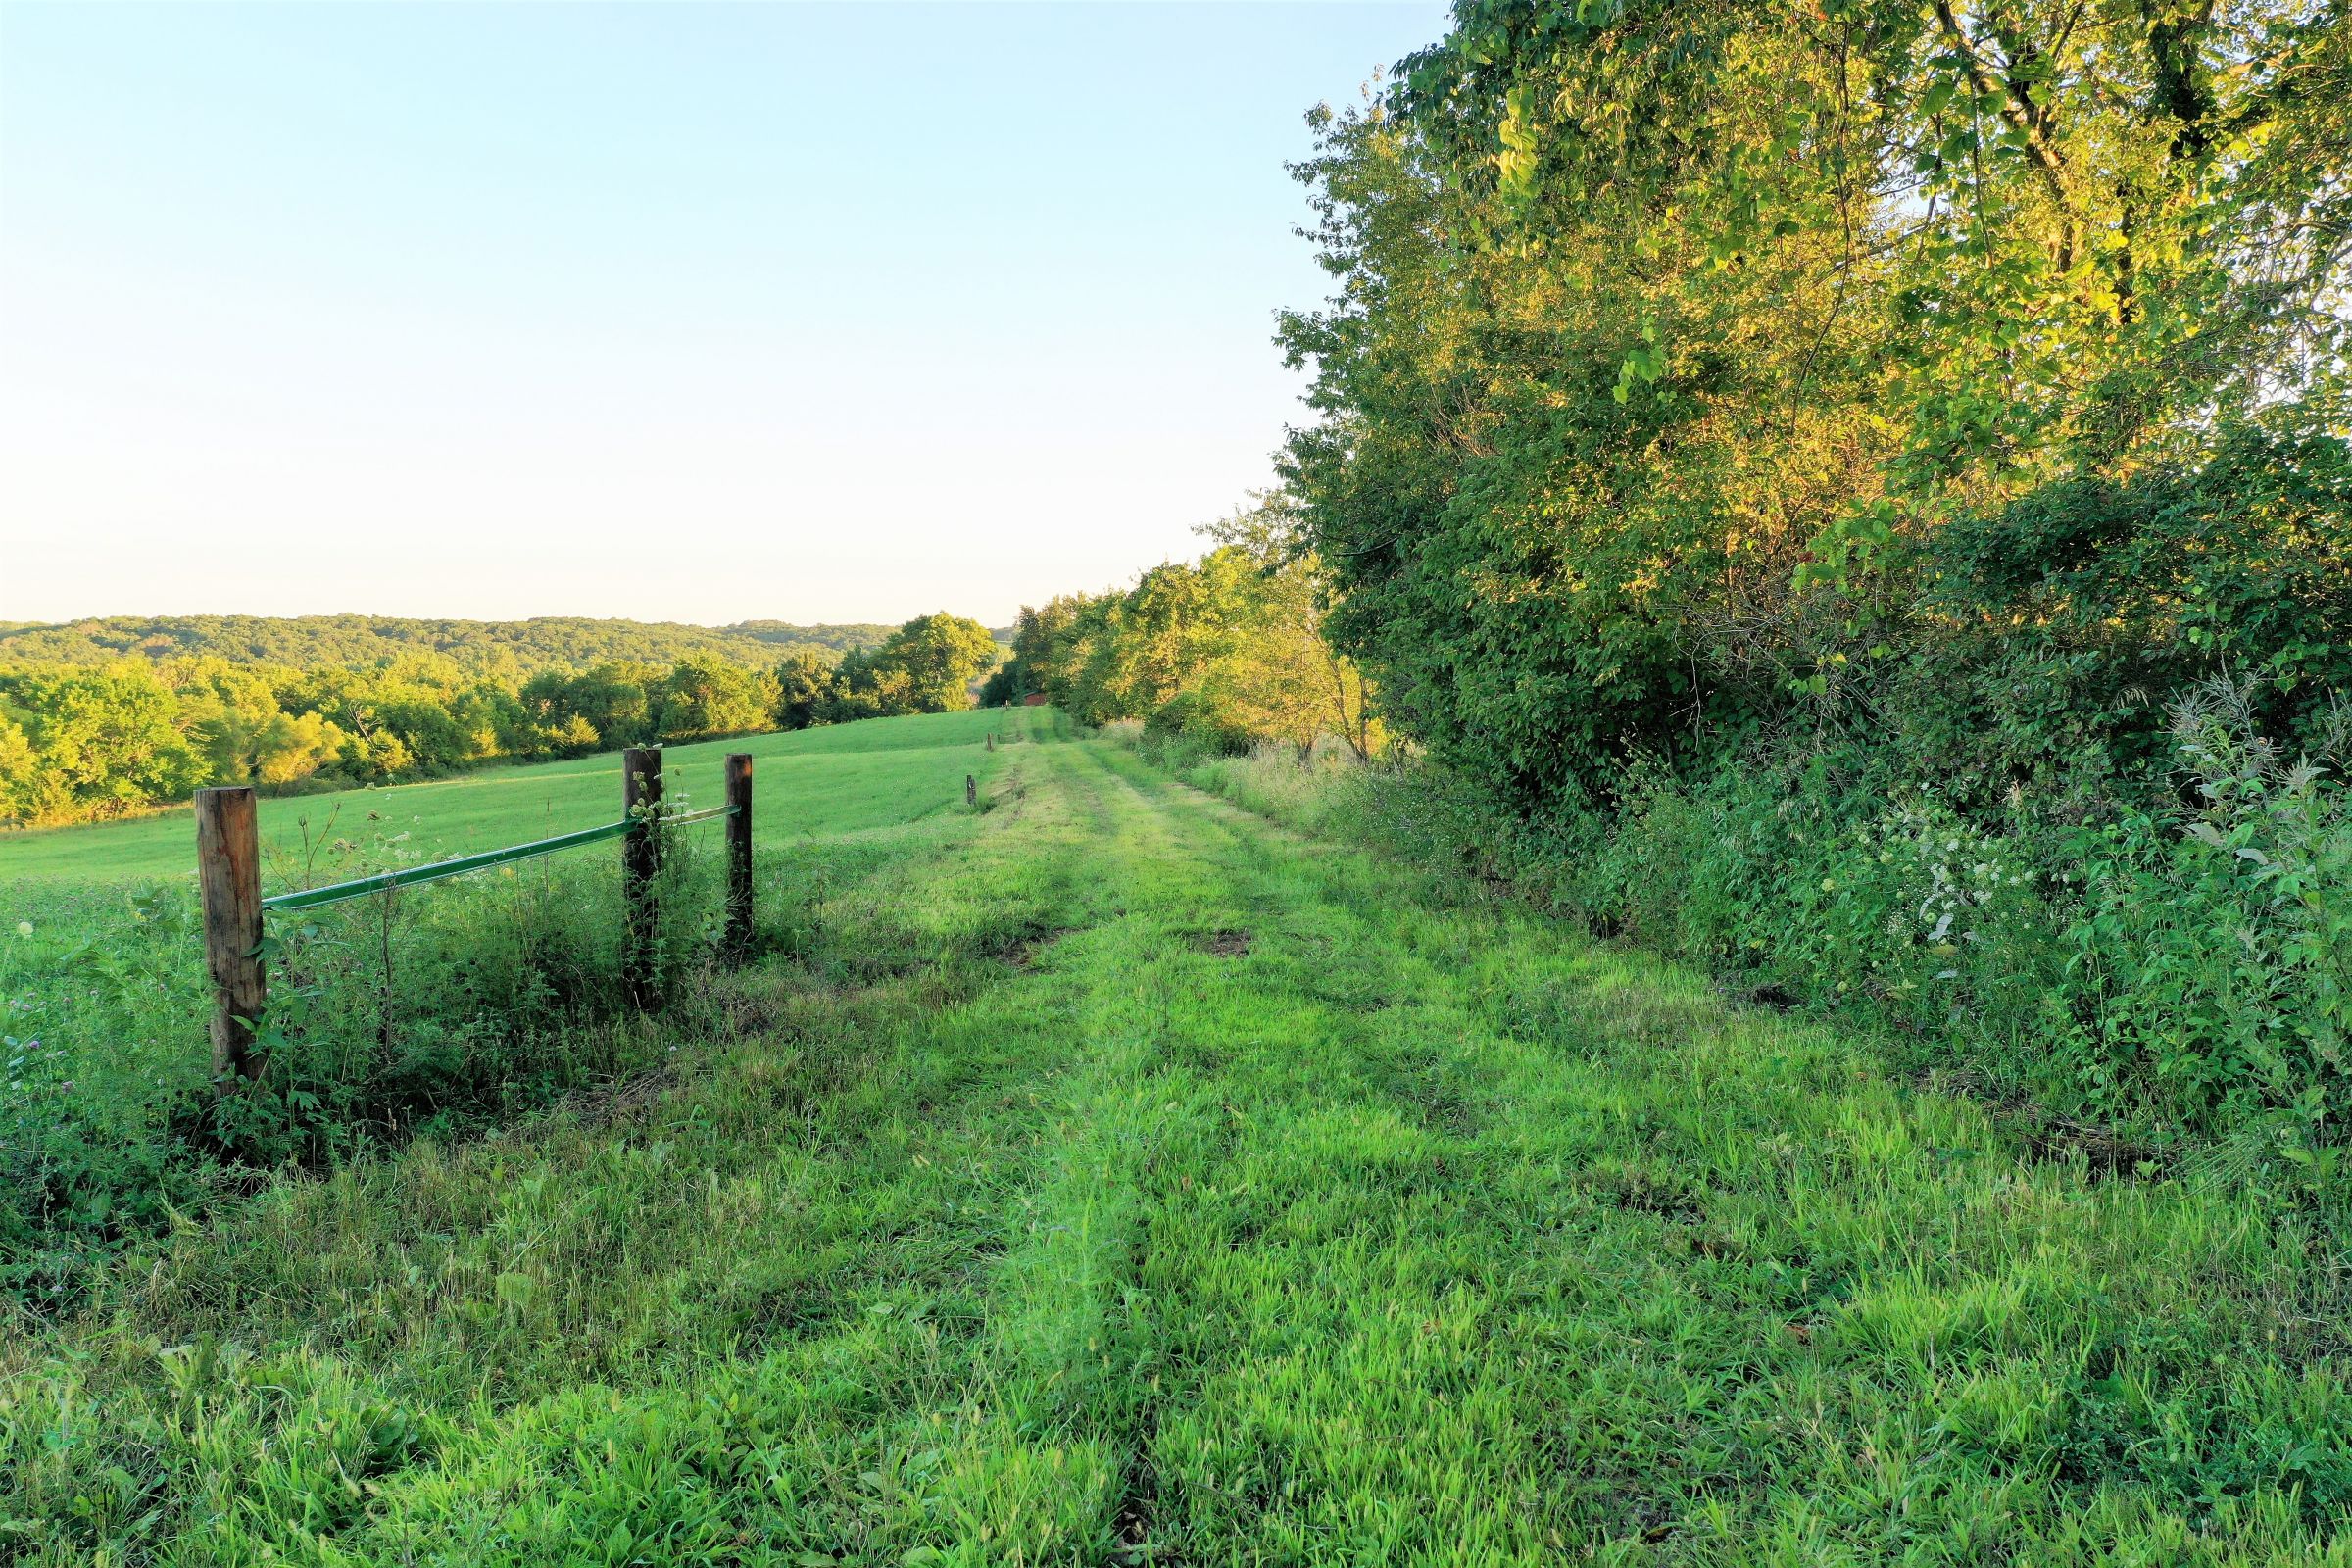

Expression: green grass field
xmin=7 ymin=713 xmax=2352 ymax=1563
xmin=0 ymin=707 xmax=1038 ymax=885
xmin=0 ymin=709 xmax=1056 ymax=1305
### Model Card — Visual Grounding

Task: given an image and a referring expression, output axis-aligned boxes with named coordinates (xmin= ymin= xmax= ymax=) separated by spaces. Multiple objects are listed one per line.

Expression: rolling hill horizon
xmin=0 ymin=612 xmax=1014 ymax=674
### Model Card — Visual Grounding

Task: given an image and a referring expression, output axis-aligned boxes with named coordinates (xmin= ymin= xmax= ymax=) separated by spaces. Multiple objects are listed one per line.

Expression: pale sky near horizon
xmin=0 ymin=1 xmax=1447 ymax=628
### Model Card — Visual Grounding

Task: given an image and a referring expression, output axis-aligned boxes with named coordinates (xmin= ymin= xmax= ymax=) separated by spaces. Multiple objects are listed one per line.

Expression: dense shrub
xmin=1900 ymin=430 xmax=2352 ymax=807
xmin=1144 ymin=690 xmax=1254 ymax=757
xmin=2057 ymin=688 xmax=2352 ymax=1136
xmin=1344 ymin=684 xmax=2349 ymax=1144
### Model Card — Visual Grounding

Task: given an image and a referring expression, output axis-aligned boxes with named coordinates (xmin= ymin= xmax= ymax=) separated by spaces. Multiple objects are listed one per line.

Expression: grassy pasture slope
xmin=0 ymin=708 xmax=1027 ymax=884
xmin=0 ymin=709 xmax=1054 ymax=1294
xmin=8 ymin=719 xmax=2352 ymax=1563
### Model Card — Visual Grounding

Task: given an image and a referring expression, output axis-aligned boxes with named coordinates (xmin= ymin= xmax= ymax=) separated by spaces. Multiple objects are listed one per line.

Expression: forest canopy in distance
xmin=0 ymin=612 xmax=1006 ymax=827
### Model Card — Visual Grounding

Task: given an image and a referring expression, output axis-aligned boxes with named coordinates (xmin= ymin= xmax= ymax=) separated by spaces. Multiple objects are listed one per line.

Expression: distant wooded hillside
xmin=0 ymin=612 xmax=1013 ymax=826
xmin=0 ymin=614 xmax=904 ymax=677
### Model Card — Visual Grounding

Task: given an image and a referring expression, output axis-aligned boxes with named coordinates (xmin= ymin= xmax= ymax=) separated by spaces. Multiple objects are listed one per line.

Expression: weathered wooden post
xmin=965 ymin=773 xmax=977 ymax=808
xmin=195 ymin=786 xmax=267 ymax=1084
xmin=623 ymin=747 xmax=662 ymax=1006
xmin=986 ymin=732 xmax=996 ymax=752
xmin=725 ymin=752 xmax=753 ymax=956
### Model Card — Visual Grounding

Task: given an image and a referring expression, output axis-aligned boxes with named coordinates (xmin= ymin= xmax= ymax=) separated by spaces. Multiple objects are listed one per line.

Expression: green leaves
xmin=1277 ymin=0 xmax=2352 ymax=848
xmin=1612 ymin=317 xmax=1667 ymax=405
xmin=1795 ymin=501 xmax=1899 ymax=594
xmin=1496 ymin=82 xmax=1541 ymax=207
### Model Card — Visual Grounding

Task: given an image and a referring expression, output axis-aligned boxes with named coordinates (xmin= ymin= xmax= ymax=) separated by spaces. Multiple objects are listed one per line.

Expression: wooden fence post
xmin=195 ymin=786 xmax=267 ymax=1084
xmin=725 ymin=753 xmax=753 ymax=956
xmin=623 ymin=747 xmax=662 ymax=1006
xmin=965 ymin=773 xmax=977 ymax=808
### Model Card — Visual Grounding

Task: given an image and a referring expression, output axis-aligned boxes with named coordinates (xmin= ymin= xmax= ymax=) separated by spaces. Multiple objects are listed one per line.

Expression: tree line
xmin=1274 ymin=0 xmax=2349 ymax=819
xmin=1239 ymin=1 xmax=2352 ymax=1137
xmin=0 ymin=613 xmax=1000 ymax=827
xmin=0 ymin=613 xmax=902 ymax=677
xmin=981 ymin=507 xmax=1378 ymax=760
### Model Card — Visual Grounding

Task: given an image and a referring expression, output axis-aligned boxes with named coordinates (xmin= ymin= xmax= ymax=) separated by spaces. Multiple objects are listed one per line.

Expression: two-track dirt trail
xmin=12 ymin=725 xmax=2347 ymax=1565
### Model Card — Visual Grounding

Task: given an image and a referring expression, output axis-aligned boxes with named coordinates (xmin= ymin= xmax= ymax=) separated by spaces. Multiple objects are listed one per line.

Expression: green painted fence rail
xmin=193 ymin=747 xmax=757 ymax=1086
xmin=259 ymin=805 xmax=734 ymax=914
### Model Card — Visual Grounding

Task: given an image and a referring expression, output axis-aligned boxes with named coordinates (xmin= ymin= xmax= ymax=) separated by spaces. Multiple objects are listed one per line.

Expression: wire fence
xmin=195 ymin=748 xmax=753 ymax=1087
xmin=258 ymin=806 xmax=733 ymax=915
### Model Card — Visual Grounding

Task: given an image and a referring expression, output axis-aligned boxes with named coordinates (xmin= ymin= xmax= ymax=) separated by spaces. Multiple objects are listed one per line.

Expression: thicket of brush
xmin=1162 ymin=680 xmax=2350 ymax=1161
xmin=1220 ymin=2 xmax=2352 ymax=1154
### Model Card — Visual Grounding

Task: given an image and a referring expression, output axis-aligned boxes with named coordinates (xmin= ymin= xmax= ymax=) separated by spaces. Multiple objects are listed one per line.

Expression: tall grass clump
xmin=0 ymin=811 xmax=735 ymax=1303
xmin=1287 ymin=680 xmax=2348 ymax=1155
xmin=1150 ymin=677 xmax=2352 ymax=1160
xmin=1117 ymin=723 xmax=1382 ymax=841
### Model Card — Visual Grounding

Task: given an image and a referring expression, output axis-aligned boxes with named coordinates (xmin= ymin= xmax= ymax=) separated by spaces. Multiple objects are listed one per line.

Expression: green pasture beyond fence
xmin=192 ymin=746 xmax=755 ymax=1087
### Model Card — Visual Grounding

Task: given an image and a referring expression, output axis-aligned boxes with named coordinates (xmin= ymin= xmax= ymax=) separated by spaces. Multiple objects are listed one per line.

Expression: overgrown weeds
xmin=1179 ymin=679 xmax=2352 ymax=1168
xmin=0 ymin=818 xmax=735 ymax=1304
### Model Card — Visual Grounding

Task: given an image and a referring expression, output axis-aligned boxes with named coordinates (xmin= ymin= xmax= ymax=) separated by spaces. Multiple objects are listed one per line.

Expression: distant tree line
xmin=0 ymin=613 xmax=1001 ymax=827
xmin=0 ymin=612 xmax=909 ymax=680
xmin=982 ymin=505 xmax=1378 ymax=760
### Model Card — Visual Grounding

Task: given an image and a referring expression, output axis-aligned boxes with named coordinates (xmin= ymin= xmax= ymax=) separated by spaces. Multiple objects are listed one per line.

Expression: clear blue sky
xmin=0 ymin=2 xmax=1446 ymax=627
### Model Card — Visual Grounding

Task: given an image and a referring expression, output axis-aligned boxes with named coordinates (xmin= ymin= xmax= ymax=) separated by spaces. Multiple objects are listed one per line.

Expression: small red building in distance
xmin=1021 ymin=692 xmax=1050 ymax=707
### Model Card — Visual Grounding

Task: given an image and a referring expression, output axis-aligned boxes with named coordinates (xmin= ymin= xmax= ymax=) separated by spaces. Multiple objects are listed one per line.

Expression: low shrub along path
xmin=9 ymin=724 xmax=2349 ymax=1563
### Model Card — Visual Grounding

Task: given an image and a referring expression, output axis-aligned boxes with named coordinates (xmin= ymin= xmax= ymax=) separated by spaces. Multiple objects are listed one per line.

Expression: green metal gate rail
xmin=260 ymin=804 xmax=737 ymax=914
xmin=197 ymin=748 xmax=758 ymax=1081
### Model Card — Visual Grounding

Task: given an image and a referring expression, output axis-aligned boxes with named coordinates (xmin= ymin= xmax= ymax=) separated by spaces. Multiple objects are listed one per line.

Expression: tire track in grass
xmin=964 ymin=742 xmax=1509 ymax=1559
xmin=3 ymin=730 xmax=1135 ymax=1564
xmin=874 ymin=736 xmax=1373 ymax=1559
xmin=1025 ymin=748 xmax=1555 ymax=1556
xmin=1110 ymin=749 xmax=2352 ymax=1566
xmin=932 ymin=740 xmax=1248 ymax=1560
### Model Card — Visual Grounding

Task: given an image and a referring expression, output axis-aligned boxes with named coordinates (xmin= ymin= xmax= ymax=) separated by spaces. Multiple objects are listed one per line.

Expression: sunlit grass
xmin=5 ymin=717 xmax=2350 ymax=1562
xmin=0 ymin=707 xmax=1050 ymax=1300
xmin=0 ymin=706 xmax=1041 ymax=884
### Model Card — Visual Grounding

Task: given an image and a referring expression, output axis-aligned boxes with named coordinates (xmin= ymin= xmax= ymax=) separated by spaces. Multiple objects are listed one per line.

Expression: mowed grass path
xmin=0 ymin=708 xmax=1021 ymax=884
xmin=9 ymin=726 xmax=2351 ymax=1563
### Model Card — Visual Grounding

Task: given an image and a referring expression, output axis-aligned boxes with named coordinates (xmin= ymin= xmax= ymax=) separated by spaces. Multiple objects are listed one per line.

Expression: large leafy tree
xmin=656 ymin=657 xmax=777 ymax=741
xmin=869 ymin=613 xmax=1001 ymax=713
xmin=0 ymin=664 xmax=209 ymax=822
xmin=1282 ymin=0 xmax=2351 ymax=812
xmin=772 ymin=648 xmax=837 ymax=729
